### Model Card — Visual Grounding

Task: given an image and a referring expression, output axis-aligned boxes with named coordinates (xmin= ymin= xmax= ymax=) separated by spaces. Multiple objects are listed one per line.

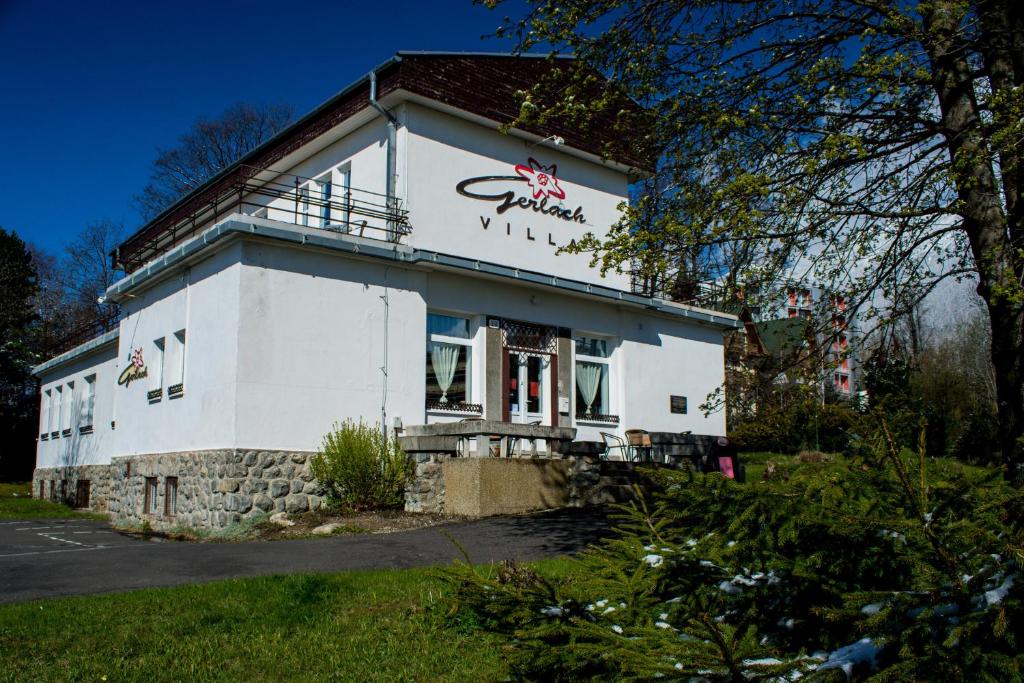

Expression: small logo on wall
xmin=515 ymin=158 xmax=565 ymax=200
xmin=456 ymin=157 xmax=585 ymax=224
xmin=117 ymin=348 xmax=148 ymax=387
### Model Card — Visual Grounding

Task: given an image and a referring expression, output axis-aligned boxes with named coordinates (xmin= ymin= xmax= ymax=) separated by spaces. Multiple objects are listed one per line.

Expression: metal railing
xmin=629 ymin=271 xmax=730 ymax=309
xmin=49 ymin=310 xmax=120 ymax=356
xmin=118 ymin=164 xmax=411 ymax=273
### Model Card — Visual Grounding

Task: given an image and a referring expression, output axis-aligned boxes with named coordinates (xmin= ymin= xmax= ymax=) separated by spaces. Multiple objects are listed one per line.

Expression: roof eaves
xmin=395 ymin=50 xmax=575 ymax=60
xmin=107 ymin=217 xmax=741 ymax=330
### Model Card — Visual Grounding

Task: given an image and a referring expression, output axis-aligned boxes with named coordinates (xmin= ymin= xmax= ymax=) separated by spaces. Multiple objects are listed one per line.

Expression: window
xmin=41 ymin=389 xmax=51 ymax=437
xmin=315 ymin=174 xmax=332 ymax=227
xmin=575 ymin=335 xmax=612 ymax=420
xmin=337 ymin=167 xmax=352 ymax=229
xmin=426 ymin=313 xmax=474 ymax=410
xmin=165 ymin=477 xmax=178 ymax=516
xmin=53 ymin=386 xmax=63 ymax=436
xmin=168 ymin=329 xmax=186 ymax=396
xmin=80 ymin=375 xmax=95 ymax=432
xmin=61 ymin=383 xmax=73 ymax=435
xmin=144 ymin=477 xmax=159 ymax=515
xmin=150 ymin=337 xmax=165 ymax=401
xmin=297 ymin=186 xmax=310 ymax=226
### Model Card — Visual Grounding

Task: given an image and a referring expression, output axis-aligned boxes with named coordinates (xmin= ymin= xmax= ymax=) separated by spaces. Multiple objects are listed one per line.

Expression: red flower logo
xmin=514 ymin=157 xmax=566 ymax=200
xmin=130 ymin=347 xmax=145 ymax=369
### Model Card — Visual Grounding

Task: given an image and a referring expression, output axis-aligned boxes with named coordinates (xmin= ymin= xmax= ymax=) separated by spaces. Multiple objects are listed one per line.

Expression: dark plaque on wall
xmin=670 ymin=395 xmax=688 ymax=414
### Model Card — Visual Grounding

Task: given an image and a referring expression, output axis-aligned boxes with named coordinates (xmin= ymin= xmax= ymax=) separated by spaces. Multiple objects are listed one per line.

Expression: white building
xmin=32 ymin=52 xmax=739 ymax=524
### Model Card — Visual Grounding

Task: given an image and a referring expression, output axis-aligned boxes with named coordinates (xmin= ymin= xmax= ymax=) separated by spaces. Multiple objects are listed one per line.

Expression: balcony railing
xmin=630 ymin=271 xmax=730 ymax=309
xmin=117 ymin=164 xmax=411 ymax=273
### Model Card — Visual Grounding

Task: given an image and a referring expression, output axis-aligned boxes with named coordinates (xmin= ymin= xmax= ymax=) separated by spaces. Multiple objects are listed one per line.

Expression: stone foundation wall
xmin=33 ymin=449 xmax=323 ymax=530
xmin=405 ymin=452 xmax=448 ymax=513
xmin=567 ymin=455 xmax=604 ymax=507
xmin=32 ymin=464 xmax=114 ymax=511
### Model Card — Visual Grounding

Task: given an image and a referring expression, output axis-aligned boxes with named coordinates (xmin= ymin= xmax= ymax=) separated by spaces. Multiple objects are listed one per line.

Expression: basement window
xmin=144 ymin=477 xmax=159 ymax=515
xmin=164 ymin=477 xmax=178 ymax=516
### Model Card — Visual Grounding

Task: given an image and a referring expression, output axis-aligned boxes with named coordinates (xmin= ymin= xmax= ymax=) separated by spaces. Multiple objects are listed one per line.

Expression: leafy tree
xmin=486 ymin=0 xmax=1024 ymax=480
xmin=134 ymin=102 xmax=293 ymax=220
xmin=0 ymin=228 xmax=39 ymax=480
xmin=28 ymin=220 xmax=123 ymax=359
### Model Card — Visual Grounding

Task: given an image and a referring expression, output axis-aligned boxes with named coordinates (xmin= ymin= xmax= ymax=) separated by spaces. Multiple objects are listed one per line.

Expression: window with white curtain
xmin=426 ymin=313 xmax=473 ymax=409
xmin=575 ymin=334 xmax=612 ymax=420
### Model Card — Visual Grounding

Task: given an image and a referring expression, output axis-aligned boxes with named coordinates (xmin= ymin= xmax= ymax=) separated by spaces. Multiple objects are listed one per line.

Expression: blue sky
xmin=0 ymin=0 xmax=516 ymax=255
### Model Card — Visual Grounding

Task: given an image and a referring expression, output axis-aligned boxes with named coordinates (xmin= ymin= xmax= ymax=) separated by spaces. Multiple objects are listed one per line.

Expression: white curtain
xmin=431 ymin=343 xmax=460 ymax=403
xmin=576 ymin=361 xmax=601 ymax=415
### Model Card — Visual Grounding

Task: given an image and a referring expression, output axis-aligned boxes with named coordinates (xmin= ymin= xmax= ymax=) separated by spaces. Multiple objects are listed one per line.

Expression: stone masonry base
xmin=33 ymin=449 xmax=323 ymax=530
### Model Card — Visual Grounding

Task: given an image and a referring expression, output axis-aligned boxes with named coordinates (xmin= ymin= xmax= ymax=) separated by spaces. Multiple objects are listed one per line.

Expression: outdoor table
xmin=647 ymin=432 xmax=714 ymax=468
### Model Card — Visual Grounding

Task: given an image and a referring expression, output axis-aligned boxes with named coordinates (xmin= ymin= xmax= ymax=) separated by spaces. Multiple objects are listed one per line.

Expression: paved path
xmin=0 ymin=508 xmax=614 ymax=605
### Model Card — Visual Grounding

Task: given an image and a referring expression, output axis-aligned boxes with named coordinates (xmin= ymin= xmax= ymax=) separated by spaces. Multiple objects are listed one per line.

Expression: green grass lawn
xmin=0 ymin=482 xmax=105 ymax=520
xmin=0 ymin=560 xmax=574 ymax=682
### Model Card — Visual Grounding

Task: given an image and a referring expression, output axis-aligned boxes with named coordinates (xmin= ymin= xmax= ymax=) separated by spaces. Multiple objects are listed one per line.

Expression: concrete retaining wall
xmin=404 ymin=452 xmax=616 ymax=516
xmin=442 ymin=458 xmax=570 ymax=517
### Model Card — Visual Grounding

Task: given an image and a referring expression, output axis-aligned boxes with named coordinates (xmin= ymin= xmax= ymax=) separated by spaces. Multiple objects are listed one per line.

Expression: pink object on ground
xmin=718 ymin=457 xmax=735 ymax=479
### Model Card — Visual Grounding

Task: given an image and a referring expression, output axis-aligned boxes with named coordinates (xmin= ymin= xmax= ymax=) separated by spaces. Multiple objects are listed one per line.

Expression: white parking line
xmin=0 ymin=546 xmax=110 ymax=559
xmin=40 ymin=533 xmax=89 ymax=547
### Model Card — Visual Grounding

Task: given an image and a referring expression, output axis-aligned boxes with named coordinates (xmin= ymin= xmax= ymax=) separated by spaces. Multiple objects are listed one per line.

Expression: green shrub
xmin=444 ymin=419 xmax=1023 ymax=680
xmin=310 ymin=420 xmax=408 ymax=510
xmin=730 ymin=401 xmax=861 ymax=454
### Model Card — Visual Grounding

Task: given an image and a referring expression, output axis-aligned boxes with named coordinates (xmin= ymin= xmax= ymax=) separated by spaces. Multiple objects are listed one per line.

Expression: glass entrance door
xmin=507 ymin=352 xmax=547 ymax=424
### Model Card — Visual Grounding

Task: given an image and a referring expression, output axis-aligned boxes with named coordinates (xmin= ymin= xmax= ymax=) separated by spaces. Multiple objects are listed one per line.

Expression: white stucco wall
xmin=111 ymin=243 xmax=243 ymax=456
xmin=36 ymin=345 xmax=118 ymax=469
xmin=233 ymin=240 xmax=428 ymax=451
xmin=226 ymin=239 xmax=726 ymax=450
xmin=402 ymin=103 xmax=631 ymax=289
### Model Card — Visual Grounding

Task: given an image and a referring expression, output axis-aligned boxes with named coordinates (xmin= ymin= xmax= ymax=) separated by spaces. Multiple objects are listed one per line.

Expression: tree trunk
xmin=921 ymin=1 xmax=1024 ymax=480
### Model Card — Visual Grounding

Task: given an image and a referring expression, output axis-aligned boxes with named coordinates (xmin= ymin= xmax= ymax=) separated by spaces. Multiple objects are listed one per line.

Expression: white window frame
xmin=297 ymin=185 xmax=310 ymax=227
xmin=152 ymin=337 xmax=165 ymax=392
xmin=41 ymin=389 xmax=51 ymax=436
xmin=81 ymin=375 xmax=96 ymax=429
xmin=426 ymin=312 xmax=477 ymax=412
xmin=168 ymin=329 xmax=186 ymax=391
xmin=574 ymin=333 xmax=614 ymax=423
xmin=313 ymin=173 xmax=332 ymax=227
xmin=302 ymin=165 xmax=351 ymax=231
xmin=54 ymin=385 xmax=65 ymax=435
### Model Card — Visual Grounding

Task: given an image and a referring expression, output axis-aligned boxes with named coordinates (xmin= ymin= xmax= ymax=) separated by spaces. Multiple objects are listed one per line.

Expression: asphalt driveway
xmin=0 ymin=508 xmax=614 ymax=605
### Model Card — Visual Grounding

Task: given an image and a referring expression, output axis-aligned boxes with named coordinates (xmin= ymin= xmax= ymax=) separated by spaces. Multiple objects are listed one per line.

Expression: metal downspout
xmin=369 ymin=68 xmax=399 ymax=242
